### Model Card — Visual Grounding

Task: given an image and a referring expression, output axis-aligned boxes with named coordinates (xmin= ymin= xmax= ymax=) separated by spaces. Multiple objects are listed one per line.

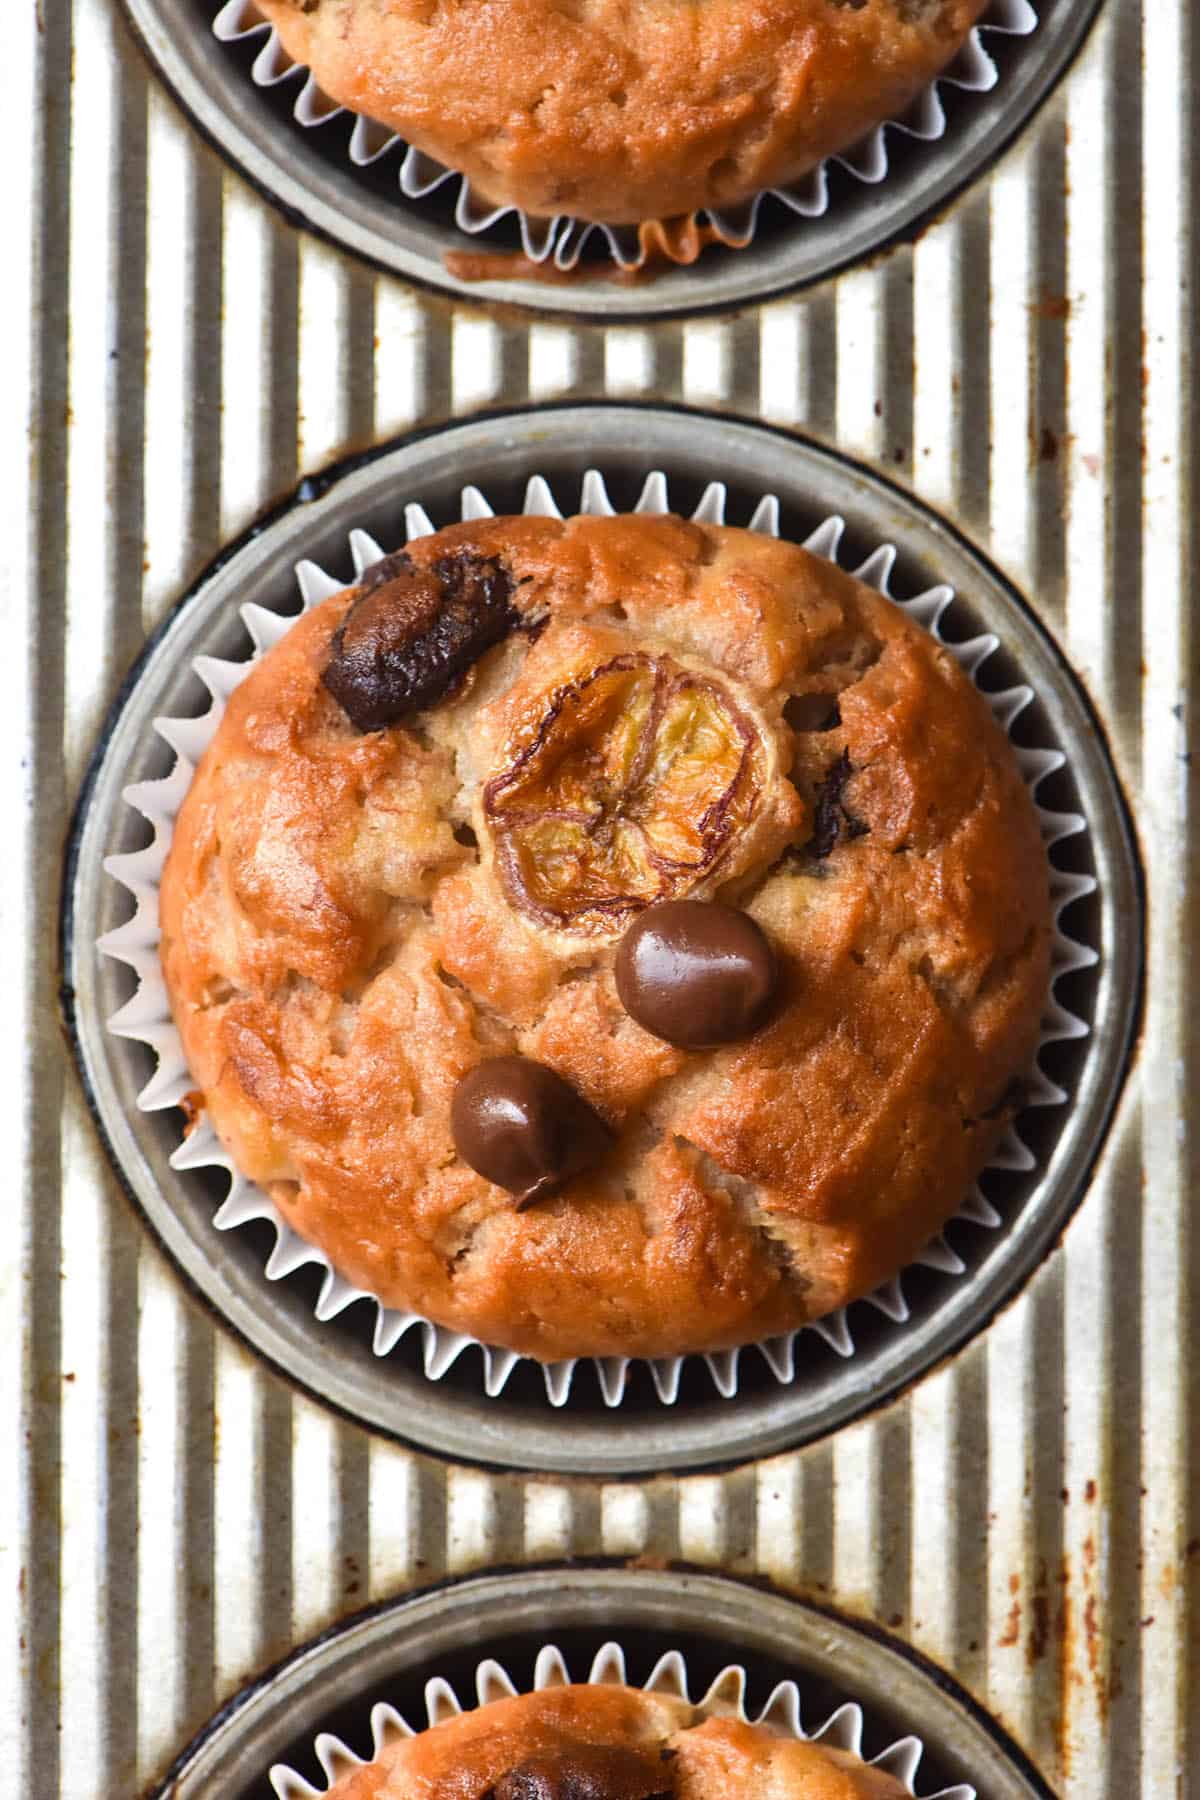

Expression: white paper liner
xmin=266 ymin=1637 xmax=977 ymax=1799
xmin=99 ymin=469 xmax=1096 ymax=1409
xmin=210 ymin=0 xmax=1038 ymax=271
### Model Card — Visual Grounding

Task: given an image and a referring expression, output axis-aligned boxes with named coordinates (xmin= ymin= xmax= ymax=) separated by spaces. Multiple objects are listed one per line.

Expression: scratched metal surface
xmin=6 ymin=0 xmax=1197 ymax=1795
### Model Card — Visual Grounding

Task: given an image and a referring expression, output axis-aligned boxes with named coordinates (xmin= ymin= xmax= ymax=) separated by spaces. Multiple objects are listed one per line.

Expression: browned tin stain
xmin=1030 ymin=290 xmax=1071 ymax=322
xmin=1057 ymin=1555 xmax=1074 ymax=1783
xmin=1083 ymin=1592 xmax=1101 ymax=1680
xmin=445 ymin=248 xmax=616 ymax=287
xmin=997 ymin=1572 xmax=1021 ymax=1648
xmin=444 ymin=215 xmax=731 ymax=286
xmin=1055 ymin=1503 xmax=1113 ymax=1781
xmin=1027 ymin=1560 xmax=1051 ymax=1669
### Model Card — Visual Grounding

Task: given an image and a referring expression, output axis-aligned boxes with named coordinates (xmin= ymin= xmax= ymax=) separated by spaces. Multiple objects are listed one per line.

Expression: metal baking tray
xmin=152 ymin=1567 xmax=1054 ymax=1798
xmin=11 ymin=0 xmax=1195 ymax=1796
xmin=116 ymin=0 xmax=1102 ymax=316
xmin=64 ymin=403 xmax=1139 ymax=1476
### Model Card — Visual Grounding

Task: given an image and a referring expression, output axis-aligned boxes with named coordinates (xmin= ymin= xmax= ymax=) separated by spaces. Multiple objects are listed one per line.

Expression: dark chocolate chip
xmin=322 ymin=547 xmax=516 ymax=731
xmin=358 ymin=548 xmax=414 ymax=596
xmin=451 ymin=1056 xmax=612 ymax=1204
xmin=807 ymin=748 xmax=869 ymax=859
xmin=489 ymin=1745 xmax=672 ymax=1800
xmin=615 ymin=900 xmax=777 ymax=1049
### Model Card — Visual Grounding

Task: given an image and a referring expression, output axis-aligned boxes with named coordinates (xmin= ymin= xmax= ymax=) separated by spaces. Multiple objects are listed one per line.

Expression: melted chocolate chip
xmin=615 ymin=900 xmax=777 ymax=1049
xmin=358 ymin=548 xmax=413 ymax=595
xmin=808 ymin=748 xmax=869 ymax=859
xmin=321 ymin=547 xmax=516 ymax=731
xmin=489 ymin=1745 xmax=672 ymax=1800
xmin=451 ymin=1056 xmax=612 ymax=1204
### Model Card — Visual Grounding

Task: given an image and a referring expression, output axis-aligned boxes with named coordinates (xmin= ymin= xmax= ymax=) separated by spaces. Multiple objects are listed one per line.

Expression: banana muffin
xmin=254 ymin=0 xmax=990 ymax=225
xmin=159 ymin=510 xmax=1050 ymax=1362
xmin=318 ymin=1680 xmax=910 ymax=1797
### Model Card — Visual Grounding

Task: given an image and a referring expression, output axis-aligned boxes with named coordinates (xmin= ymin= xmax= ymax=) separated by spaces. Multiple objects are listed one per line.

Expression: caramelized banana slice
xmin=484 ymin=654 xmax=765 ymax=935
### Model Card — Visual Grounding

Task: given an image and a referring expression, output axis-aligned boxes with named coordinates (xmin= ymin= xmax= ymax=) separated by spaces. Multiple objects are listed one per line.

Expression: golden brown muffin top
xmin=256 ymin=0 xmax=990 ymax=224
xmin=160 ymin=514 xmax=1050 ymax=1361
xmin=321 ymin=1683 xmax=910 ymax=1797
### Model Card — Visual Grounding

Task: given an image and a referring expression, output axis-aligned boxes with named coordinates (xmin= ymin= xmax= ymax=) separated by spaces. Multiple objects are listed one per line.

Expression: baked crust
xmin=254 ymin=0 xmax=990 ymax=224
xmin=159 ymin=513 xmax=1051 ymax=1361
xmin=320 ymin=1683 xmax=910 ymax=1797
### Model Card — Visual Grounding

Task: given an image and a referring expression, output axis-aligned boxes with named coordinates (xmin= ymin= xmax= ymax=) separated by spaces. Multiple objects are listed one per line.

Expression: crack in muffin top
xmin=159 ymin=511 xmax=1051 ymax=1362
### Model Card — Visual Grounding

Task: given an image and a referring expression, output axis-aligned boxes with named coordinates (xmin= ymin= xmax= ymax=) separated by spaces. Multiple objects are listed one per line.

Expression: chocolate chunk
xmin=615 ymin=900 xmax=778 ymax=1049
xmin=322 ymin=547 xmax=516 ymax=731
xmin=489 ymin=1745 xmax=672 ymax=1800
xmin=357 ymin=548 xmax=414 ymax=595
xmin=808 ymin=748 xmax=869 ymax=859
xmin=451 ymin=1056 xmax=612 ymax=1204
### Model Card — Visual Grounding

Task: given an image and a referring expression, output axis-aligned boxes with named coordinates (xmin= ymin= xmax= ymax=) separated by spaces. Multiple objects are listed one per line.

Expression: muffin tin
xmin=146 ymin=1567 xmax=1053 ymax=1799
xmin=64 ymin=403 xmax=1140 ymax=1476
xmin=28 ymin=1 xmax=1192 ymax=1791
xmin=117 ymin=0 xmax=1101 ymax=315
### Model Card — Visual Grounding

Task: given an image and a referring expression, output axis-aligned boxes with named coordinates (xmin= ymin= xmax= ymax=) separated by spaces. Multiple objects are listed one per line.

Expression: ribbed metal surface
xmin=9 ymin=1 xmax=1196 ymax=1795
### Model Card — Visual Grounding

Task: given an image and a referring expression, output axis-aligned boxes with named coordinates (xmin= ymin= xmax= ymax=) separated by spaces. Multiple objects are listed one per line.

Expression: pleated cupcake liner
xmin=99 ymin=468 xmax=1095 ymax=1409
xmin=267 ymin=1637 xmax=977 ymax=1800
xmin=210 ymin=0 xmax=1038 ymax=271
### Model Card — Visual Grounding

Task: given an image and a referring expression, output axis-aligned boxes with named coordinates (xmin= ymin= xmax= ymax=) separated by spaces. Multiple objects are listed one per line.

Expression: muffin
xmin=159 ymin=511 xmax=1051 ymax=1363
xmin=254 ymin=0 xmax=990 ymax=226
xmin=316 ymin=1680 xmax=909 ymax=1797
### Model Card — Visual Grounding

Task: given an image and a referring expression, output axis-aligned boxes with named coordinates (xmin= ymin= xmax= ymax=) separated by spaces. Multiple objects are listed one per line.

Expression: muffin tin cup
xmin=65 ymin=404 xmax=1140 ymax=1475
xmin=210 ymin=0 xmax=1037 ymax=276
xmin=117 ymin=0 xmax=1100 ymax=314
xmin=97 ymin=461 xmax=1095 ymax=1413
xmin=268 ymin=1634 xmax=970 ymax=1799
xmin=147 ymin=1567 xmax=1053 ymax=1799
